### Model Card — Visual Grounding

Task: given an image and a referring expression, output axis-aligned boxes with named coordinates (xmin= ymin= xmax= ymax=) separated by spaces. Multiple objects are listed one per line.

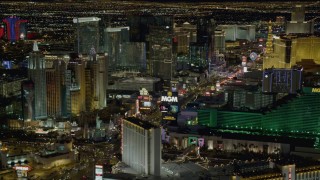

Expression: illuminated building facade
xmin=129 ymin=15 xmax=174 ymax=78
xmin=46 ymin=60 xmax=64 ymax=117
xmin=0 ymin=77 xmax=27 ymax=98
xmin=64 ymin=70 xmax=72 ymax=117
xmin=119 ymin=42 xmax=146 ymax=72
xmin=21 ymin=80 xmax=34 ymax=121
xmin=216 ymin=25 xmax=255 ymax=42
xmin=198 ymin=86 xmax=320 ymax=138
xmin=263 ymin=36 xmax=320 ymax=69
xmin=44 ymin=54 xmax=71 ymax=117
xmin=228 ymin=89 xmax=274 ymax=110
xmin=262 ymin=68 xmax=302 ymax=93
xmin=70 ymin=88 xmax=81 ymax=116
xmin=189 ymin=42 xmax=208 ymax=72
xmin=107 ymin=76 xmax=160 ymax=92
xmin=160 ymin=91 xmax=179 ymax=122
xmin=291 ymin=36 xmax=320 ymax=65
xmin=0 ymin=24 xmax=4 ymax=39
xmin=276 ymin=16 xmax=286 ymax=25
xmin=2 ymin=16 xmax=27 ymax=42
xmin=147 ymin=26 xmax=175 ymax=80
xmin=174 ymin=22 xmax=197 ymax=70
xmin=96 ymin=54 xmax=108 ymax=109
xmin=122 ymin=117 xmax=161 ymax=177
xmin=265 ymin=21 xmax=274 ymax=55
xmin=214 ymin=30 xmax=226 ymax=53
xmin=84 ymin=53 xmax=108 ymax=110
xmin=196 ymin=17 xmax=215 ymax=60
xmin=286 ymin=5 xmax=313 ymax=34
xmin=103 ymin=27 xmax=129 ymax=69
xmin=66 ymin=53 xmax=108 ymax=115
xmin=28 ymin=42 xmax=47 ymax=120
xmin=231 ymin=163 xmax=320 ymax=180
xmin=67 ymin=56 xmax=86 ymax=116
xmin=73 ymin=17 xmax=101 ymax=54
xmin=174 ymin=22 xmax=197 ymax=55
xmin=85 ymin=66 xmax=94 ymax=111
xmin=128 ymin=15 xmax=173 ymax=43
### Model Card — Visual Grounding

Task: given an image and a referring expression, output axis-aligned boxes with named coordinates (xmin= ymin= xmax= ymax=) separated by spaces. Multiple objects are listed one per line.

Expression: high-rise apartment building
xmin=73 ymin=17 xmax=101 ymax=54
xmin=28 ymin=42 xmax=47 ymax=120
xmin=122 ymin=117 xmax=161 ymax=177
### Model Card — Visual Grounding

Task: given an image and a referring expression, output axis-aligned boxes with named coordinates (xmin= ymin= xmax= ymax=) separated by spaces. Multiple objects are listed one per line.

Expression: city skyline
xmin=0 ymin=0 xmax=320 ymax=179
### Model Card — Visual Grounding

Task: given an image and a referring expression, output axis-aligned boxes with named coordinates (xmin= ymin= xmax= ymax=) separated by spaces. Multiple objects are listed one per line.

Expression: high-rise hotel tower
xmin=28 ymin=42 xmax=47 ymax=120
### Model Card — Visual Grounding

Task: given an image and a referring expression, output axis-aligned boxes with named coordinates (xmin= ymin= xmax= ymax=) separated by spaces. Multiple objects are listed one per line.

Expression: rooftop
xmin=124 ymin=117 xmax=158 ymax=130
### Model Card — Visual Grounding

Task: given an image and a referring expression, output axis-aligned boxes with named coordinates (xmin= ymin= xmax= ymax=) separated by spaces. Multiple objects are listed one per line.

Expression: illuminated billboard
xmin=161 ymin=91 xmax=179 ymax=122
xmin=161 ymin=91 xmax=178 ymax=103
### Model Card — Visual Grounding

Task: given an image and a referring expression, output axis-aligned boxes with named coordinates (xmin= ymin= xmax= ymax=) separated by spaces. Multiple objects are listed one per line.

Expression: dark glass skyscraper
xmin=128 ymin=15 xmax=173 ymax=43
xmin=73 ymin=17 xmax=101 ymax=54
xmin=196 ymin=16 xmax=215 ymax=62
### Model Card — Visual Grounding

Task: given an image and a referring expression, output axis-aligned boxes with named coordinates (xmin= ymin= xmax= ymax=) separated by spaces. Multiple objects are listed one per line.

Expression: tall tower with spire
xmin=28 ymin=42 xmax=47 ymax=120
xmin=265 ymin=21 xmax=274 ymax=54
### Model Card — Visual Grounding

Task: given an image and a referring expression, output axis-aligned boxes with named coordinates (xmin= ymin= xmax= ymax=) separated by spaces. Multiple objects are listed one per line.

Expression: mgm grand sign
xmin=161 ymin=91 xmax=178 ymax=103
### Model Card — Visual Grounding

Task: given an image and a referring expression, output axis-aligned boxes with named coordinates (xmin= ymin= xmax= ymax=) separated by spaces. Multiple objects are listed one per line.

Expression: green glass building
xmin=198 ymin=87 xmax=320 ymax=136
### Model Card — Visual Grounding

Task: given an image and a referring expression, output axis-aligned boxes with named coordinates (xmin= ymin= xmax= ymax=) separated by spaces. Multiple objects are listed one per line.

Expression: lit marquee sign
xmin=161 ymin=91 xmax=178 ymax=103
